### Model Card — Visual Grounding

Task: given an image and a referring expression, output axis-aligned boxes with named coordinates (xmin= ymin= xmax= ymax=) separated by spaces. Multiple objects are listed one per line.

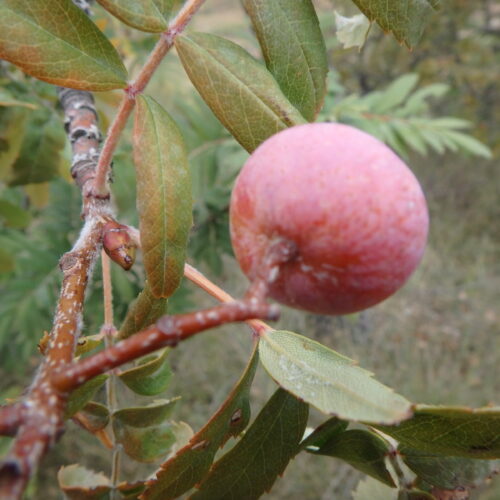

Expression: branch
xmin=92 ymin=0 xmax=208 ymax=196
xmin=51 ymin=299 xmax=279 ymax=393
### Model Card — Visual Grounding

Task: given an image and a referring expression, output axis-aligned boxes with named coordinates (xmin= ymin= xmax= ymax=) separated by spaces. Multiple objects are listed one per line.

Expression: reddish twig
xmin=51 ymin=300 xmax=280 ymax=393
xmin=92 ymin=0 xmax=208 ymax=196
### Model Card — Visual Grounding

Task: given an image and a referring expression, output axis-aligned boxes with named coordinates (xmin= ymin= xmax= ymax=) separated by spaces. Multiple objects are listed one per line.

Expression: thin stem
xmin=92 ymin=0 xmax=208 ymax=195
xmin=184 ymin=264 xmax=271 ymax=336
xmin=101 ymin=252 xmax=121 ymax=499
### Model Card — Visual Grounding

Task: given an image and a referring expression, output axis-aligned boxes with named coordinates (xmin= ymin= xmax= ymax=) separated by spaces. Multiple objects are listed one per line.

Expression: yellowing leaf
xmin=133 ymin=96 xmax=192 ymax=298
xmin=0 ymin=0 xmax=127 ymax=90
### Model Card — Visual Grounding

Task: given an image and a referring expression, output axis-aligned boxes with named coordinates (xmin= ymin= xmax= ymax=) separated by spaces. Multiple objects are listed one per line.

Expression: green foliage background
xmin=0 ymin=0 xmax=499 ymax=498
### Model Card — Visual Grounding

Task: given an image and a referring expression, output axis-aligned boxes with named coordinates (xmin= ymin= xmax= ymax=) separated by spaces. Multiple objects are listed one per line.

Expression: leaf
xmin=8 ymin=108 xmax=66 ymax=186
xmin=113 ymin=399 xmax=179 ymax=463
xmin=191 ymin=388 xmax=309 ymax=500
xmin=95 ymin=0 xmax=167 ymax=33
xmin=153 ymin=0 xmax=174 ymax=19
xmin=371 ymin=74 xmax=420 ymax=113
xmin=58 ymin=464 xmax=111 ymax=499
xmin=175 ymin=32 xmax=306 ymax=153
xmin=259 ymin=330 xmax=412 ymax=424
xmin=0 ymin=247 xmax=15 ymax=274
xmin=400 ymin=446 xmax=500 ymax=490
xmin=439 ymin=130 xmax=492 ymax=158
xmin=0 ymin=0 xmax=127 ymax=90
xmin=65 ymin=375 xmax=108 ymax=419
xmin=334 ymin=12 xmax=371 ymax=49
xmin=133 ymin=95 xmax=192 ymax=298
xmin=352 ymin=476 xmax=398 ymax=500
xmin=142 ymin=346 xmax=259 ymax=500
xmin=242 ymin=0 xmax=328 ymax=121
xmin=300 ymin=417 xmax=348 ymax=450
xmin=376 ymin=405 xmax=500 ymax=458
xmin=0 ymin=107 xmax=29 ymax=180
xmin=0 ymin=199 xmax=31 ymax=229
xmin=0 ymin=88 xmax=38 ymax=109
xmin=309 ymin=429 xmax=395 ymax=487
xmin=119 ymin=348 xmax=172 ymax=396
xmin=75 ymin=402 xmax=110 ymax=433
xmin=118 ymin=282 xmax=168 ymax=339
xmin=350 ymin=0 xmax=440 ymax=48
xmin=75 ymin=334 xmax=104 ymax=357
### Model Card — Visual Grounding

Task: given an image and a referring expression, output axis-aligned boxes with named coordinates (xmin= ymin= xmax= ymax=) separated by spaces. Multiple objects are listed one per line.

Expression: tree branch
xmin=51 ymin=299 xmax=279 ymax=393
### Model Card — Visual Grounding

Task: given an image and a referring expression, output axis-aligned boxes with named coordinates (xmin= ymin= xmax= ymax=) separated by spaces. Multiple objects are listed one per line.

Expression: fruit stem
xmin=245 ymin=237 xmax=298 ymax=302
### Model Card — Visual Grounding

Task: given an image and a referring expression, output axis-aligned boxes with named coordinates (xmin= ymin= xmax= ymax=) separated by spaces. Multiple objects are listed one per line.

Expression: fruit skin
xmin=230 ymin=123 xmax=429 ymax=315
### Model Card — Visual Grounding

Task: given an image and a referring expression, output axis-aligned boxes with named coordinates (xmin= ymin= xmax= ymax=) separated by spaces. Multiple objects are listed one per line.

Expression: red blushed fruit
xmin=230 ymin=123 xmax=429 ymax=315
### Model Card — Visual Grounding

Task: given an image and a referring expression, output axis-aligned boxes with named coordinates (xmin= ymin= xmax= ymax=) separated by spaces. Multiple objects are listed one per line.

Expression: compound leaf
xmin=191 ymin=388 xmax=309 ymax=500
xmin=142 ymin=346 xmax=259 ymax=500
xmin=376 ymin=405 xmax=500 ymax=459
xmin=134 ymin=96 xmax=192 ymax=299
xmin=175 ymin=32 xmax=306 ymax=153
xmin=95 ymin=0 xmax=167 ymax=32
xmin=242 ymin=0 xmax=328 ymax=121
xmin=0 ymin=0 xmax=127 ymax=90
xmin=259 ymin=330 xmax=412 ymax=424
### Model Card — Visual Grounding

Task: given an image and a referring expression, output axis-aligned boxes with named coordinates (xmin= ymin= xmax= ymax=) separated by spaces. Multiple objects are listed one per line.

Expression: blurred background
xmin=0 ymin=0 xmax=498 ymax=498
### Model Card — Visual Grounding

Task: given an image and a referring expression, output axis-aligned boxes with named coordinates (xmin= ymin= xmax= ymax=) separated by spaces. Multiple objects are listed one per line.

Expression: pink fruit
xmin=230 ymin=123 xmax=429 ymax=315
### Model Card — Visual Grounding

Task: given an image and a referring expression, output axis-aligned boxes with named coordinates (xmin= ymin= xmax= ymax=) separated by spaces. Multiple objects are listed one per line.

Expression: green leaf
xmin=0 ymin=107 xmax=29 ymax=180
xmin=300 ymin=417 xmax=348 ymax=450
xmin=119 ymin=348 xmax=172 ymax=396
xmin=134 ymin=96 xmax=192 ymax=298
xmin=76 ymin=402 xmax=110 ymax=433
xmin=439 ymin=130 xmax=493 ymax=158
xmin=175 ymin=32 xmax=306 ymax=153
xmin=191 ymin=388 xmax=309 ymax=500
xmin=153 ymin=0 xmax=175 ymax=19
xmin=8 ymin=108 xmax=66 ymax=186
xmin=0 ymin=247 xmax=15 ymax=274
xmin=95 ymin=0 xmax=167 ymax=32
xmin=352 ymin=476 xmax=398 ymax=500
xmin=113 ymin=399 xmax=179 ymax=463
xmin=0 ymin=88 xmax=38 ymax=109
xmin=242 ymin=0 xmax=328 ymax=121
xmin=350 ymin=0 xmax=440 ymax=48
xmin=118 ymin=282 xmax=168 ymax=339
xmin=142 ymin=346 xmax=259 ymax=500
xmin=371 ymin=74 xmax=420 ymax=113
xmin=334 ymin=12 xmax=371 ymax=49
xmin=309 ymin=429 xmax=395 ymax=487
xmin=75 ymin=334 xmax=104 ymax=357
xmin=65 ymin=375 xmax=108 ymax=419
xmin=0 ymin=199 xmax=31 ymax=228
xmin=400 ymin=446 xmax=500 ymax=490
xmin=259 ymin=330 xmax=412 ymax=424
xmin=376 ymin=405 xmax=500 ymax=458
xmin=0 ymin=0 xmax=127 ymax=90
xmin=58 ymin=464 xmax=111 ymax=500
